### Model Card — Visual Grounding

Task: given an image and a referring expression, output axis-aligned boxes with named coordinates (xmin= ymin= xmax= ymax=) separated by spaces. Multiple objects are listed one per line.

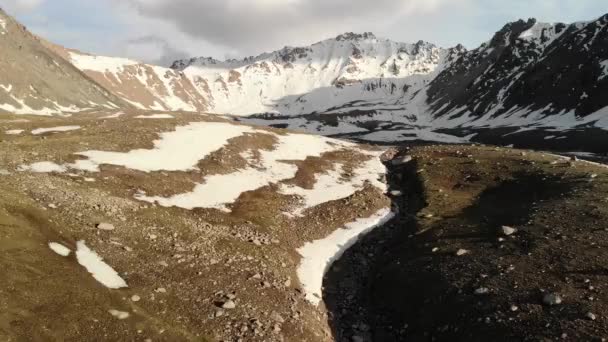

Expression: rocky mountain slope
xmin=0 ymin=8 xmax=126 ymax=115
xmin=172 ymin=32 xmax=447 ymax=116
xmin=427 ymin=15 xmax=608 ymax=126
xmin=62 ymin=48 xmax=210 ymax=112
xmin=172 ymin=15 xmax=608 ymax=150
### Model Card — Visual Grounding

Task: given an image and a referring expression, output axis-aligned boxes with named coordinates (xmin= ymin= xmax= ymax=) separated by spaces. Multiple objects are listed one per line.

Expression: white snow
xmin=279 ymin=155 xmax=386 ymax=216
xmin=100 ymin=112 xmax=124 ymax=119
xmin=600 ymin=60 xmax=608 ymax=80
xmin=19 ymin=161 xmax=67 ymax=173
xmin=75 ymin=241 xmax=128 ymax=289
xmin=31 ymin=126 xmax=81 ymax=135
xmin=48 ymin=242 xmax=71 ymax=256
xmin=134 ymin=114 xmax=174 ymax=119
xmin=0 ymin=18 xmax=6 ymax=34
xmin=72 ymin=122 xmax=253 ymax=172
xmin=518 ymin=22 xmax=564 ymax=49
xmin=297 ymin=208 xmax=395 ymax=305
xmin=178 ymin=34 xmax=446 ymax=116
xmin=136 ymin=131 xmax=356 ymax=211
xmin=362 ymin=128 xmax=475 ymax=144
xmin=69 ymin=52 xmax=139 ymax=74
xmin=68 ymin=51 xmax=207 ymax=112
xmin=5 ymin=129 xmax=24 ymax=135
xmin=0 ymin=96 xmax=86 ymax=116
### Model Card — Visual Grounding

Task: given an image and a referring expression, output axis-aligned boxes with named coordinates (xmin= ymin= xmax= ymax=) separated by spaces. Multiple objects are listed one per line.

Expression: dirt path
xmin=324 ymin=145 xmax=608 ymax=341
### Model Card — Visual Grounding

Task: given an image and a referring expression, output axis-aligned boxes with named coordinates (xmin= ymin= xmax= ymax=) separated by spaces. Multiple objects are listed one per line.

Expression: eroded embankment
xmin=324 ymin=145 xmax=608 ymax=342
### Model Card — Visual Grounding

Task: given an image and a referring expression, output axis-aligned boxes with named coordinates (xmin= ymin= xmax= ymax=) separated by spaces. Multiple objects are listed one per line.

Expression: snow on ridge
xmin=69 ymin=52 xmax=139 ymax=74
xmin=68 ymin=51 xmax=208 ymax=112
xmin=181 ymin=36 xmax=445 ymax=116
xmin=517 ymin=22 xmax=566 ymax=50
xmin=600 ymin=60 xmax=608 ymax=80
xmin=75 ymin=241 xmax=127 ymax=289
xmin=5 ymin=129 xmax=23 ymax=135
xmin=73 ymin=122 xmax=254 ymax=172
xmin=31 ymin=125 xmax=81 ymax=135
xmin=297 ymin=208 xmax=395 ymax=305
xmin=519 ymin=22 xmax=554 ymax=40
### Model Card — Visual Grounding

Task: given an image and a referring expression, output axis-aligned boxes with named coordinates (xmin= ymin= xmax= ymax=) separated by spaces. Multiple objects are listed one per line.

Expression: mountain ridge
xmin=1 ymin=8 xmax=607 ymax=151
xmin=0 ymin=7 xmax=128 ymax=114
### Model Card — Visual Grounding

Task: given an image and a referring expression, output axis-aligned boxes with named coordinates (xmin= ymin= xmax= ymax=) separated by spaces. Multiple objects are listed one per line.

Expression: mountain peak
xmin=334 ymin=32 xmax=377 ymax=41
xmin=487 ymin=18 xmax=537 ymax=47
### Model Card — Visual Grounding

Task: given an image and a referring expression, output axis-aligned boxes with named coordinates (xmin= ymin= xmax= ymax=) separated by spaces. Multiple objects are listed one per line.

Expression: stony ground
xmin=3 ymin=111 xmax=608 ymax=342
xmin=325 ymin=144 xmax=608 ymax=341
xmin=0 ymin=110 xmax=389 ymax=342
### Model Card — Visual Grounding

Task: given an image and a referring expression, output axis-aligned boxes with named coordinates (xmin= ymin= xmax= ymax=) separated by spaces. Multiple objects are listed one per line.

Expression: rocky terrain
xmin=326 ymin=145 xmax=608 ymax=341
xmin=0 ymin=8 xmax=125 ymax=115
xmin=0 ymin=111 xmax=390 ymax=341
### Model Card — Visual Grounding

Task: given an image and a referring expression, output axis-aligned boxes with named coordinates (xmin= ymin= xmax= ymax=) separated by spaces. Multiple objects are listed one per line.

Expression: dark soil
xmin=324 ymin=145 xmax=608 ymax=341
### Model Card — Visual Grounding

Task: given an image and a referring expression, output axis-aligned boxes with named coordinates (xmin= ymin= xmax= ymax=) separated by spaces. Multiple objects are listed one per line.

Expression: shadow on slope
xmin=320 ymin=147 xmax=606 ymax=341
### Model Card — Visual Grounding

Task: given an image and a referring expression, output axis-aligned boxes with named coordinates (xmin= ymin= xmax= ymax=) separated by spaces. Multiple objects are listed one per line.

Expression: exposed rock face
xmin=428 ymin=16 xmax=608 ymax=121
xmin=0 ymin=8 xmax=126 ymax=114
xmin=171 ymin=33 xmax=446 ymax=116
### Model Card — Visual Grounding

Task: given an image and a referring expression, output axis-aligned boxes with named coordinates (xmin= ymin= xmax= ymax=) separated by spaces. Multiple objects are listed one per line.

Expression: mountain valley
xmin=1 ymin=6 xmax=608 ymax=342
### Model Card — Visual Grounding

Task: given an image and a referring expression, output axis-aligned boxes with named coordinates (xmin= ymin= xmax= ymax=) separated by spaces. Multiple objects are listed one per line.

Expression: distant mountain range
xmin=1 ymin=7 xmax=607 ymax=150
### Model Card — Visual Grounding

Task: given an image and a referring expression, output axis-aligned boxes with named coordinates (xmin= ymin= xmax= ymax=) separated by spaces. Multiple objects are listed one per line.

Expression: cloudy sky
xmin=2 ymin=0 xmax=607 ymax=65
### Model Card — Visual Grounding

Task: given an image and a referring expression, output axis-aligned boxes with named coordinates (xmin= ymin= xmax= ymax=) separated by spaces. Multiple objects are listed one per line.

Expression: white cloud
xmin=7 ymin=0 xmax=608 ymax=66
xmin=115 ymin=0 xmax=459 ymax=59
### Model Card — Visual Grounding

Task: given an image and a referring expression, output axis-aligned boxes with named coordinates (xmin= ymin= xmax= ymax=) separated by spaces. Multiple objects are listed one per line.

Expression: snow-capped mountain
xmin=1 ymin=6 xmax=607 ymax=151
xmin=427 ymin=16 xmax=608 ymax=126
xmin=167 ymin=15 xmax=608 ymax=149
xmin=172 ymin=32 xmax=448 ymax=116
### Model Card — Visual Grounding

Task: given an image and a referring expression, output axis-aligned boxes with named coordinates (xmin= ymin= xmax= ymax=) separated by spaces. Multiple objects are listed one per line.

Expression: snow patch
xmin=72 ymin=122 xmax=253 ymax=172
xmin=100 ymin=112 xmax=124 ymax=119
xmin=280 ymin=155 xmax=386 ymax=216
xmin=19 ymin=161 xmax=67 ymax=173
xmin=136 ymin=131 xmax=356 ymax=211
xmin=69 ymin=52 xmax=139 ymax=74
xmin=0 ymin=18 xmax=6 ymax=34
xmin=134 ymin=113 xmax=174 ymax=119
xmin=362 ymin=128 xmax=475 ymax=143
xmin=31 ymin=126 xmax=81 ymax=135
xmin=49 ymin=242 xmax=71 ymax=256
xmin=297 ymin=208 xmax=395 ymax=305
xmin=600 ymin=60 xmax=608 ymax=80
xmin=75 ymin=241 xmax=128 ymax=289
xmin=5 ymin=129 xmax=24 ymax=135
